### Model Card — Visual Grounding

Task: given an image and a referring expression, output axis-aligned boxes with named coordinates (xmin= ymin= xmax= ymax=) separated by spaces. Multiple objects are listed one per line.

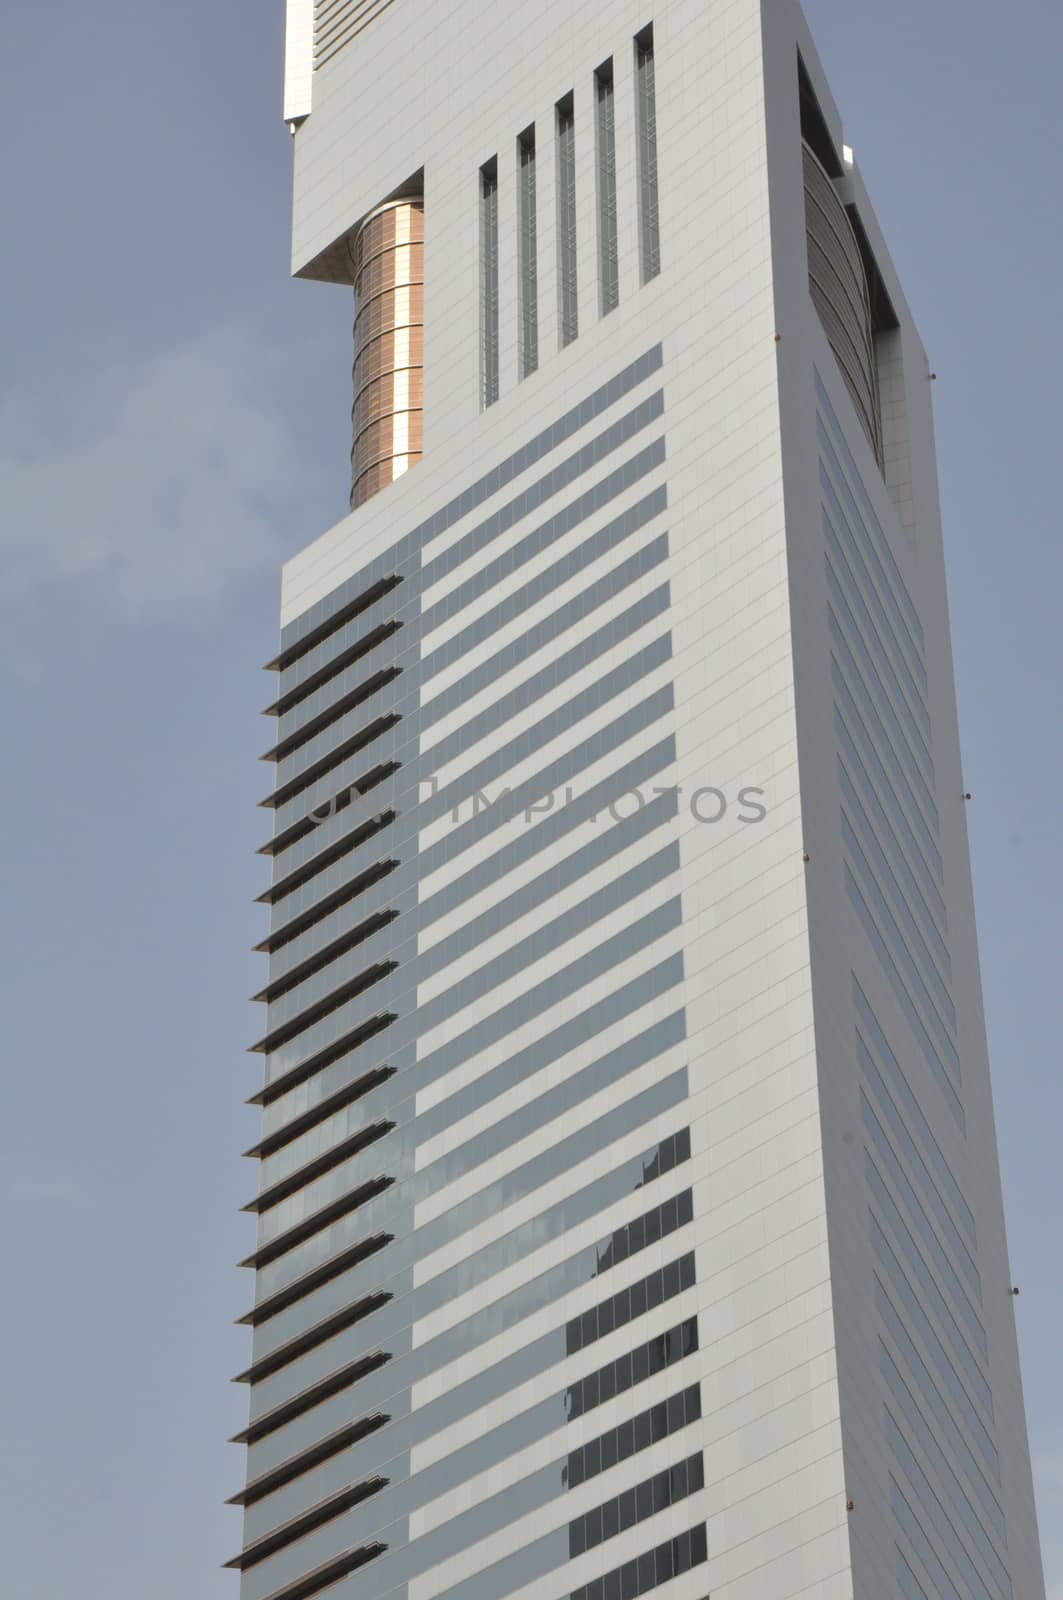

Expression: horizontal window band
xmin=826 ymin=556 xmax=933 ymax=778
xmin=258 ymin=859 xmax=400 ymax=954
xmin=229 ymin=1414 xmax=390 ymax=1507
xmin=250 ymin=1080 xmax=688 ymax=1317
xmin=259 ymin=917 xmax=404 ymax=1043
xmin=270 ymin=672 xmax=406 ymax=795
xmin=267 ymin=575 xmax=403 ymax=673
xmin=567 ymin=1451 xmax=704 ymax=1562
xmin=239 ymin=1232 xmax=392 ymax=1327
xmin=416 ymin=897 xmax=681 ymax=1093
xmin=423 ymin=495 xmax=666 ymax=686
xmin=423 ymin=635 xmax=673 ymax=832
xmin=570 ymin=1522 xmax=707 ymax=1600
xmin=254 ymin=909 xmax=400 ymax=1004
xmin=242 ymin=1225 xmax=697 ymax=1496
xmin=264 ymin=620 xmax=404 ymax=719
xmin=240 ymin=1174 xmax=394 ymax=1271
xmin=843 ymin=814 xmax=956 ymax=1040
xmin=273 ymin=603 xmax=407 ymax=725
xmin=875 ymin=1273 xmax=999 ymax=1480
xmin=277 ymin=346 xmax=662 ymax=659
xmin=262 ymin=768 xmax=399 ymax=860
xmin=235 ymin=1290 xmax=393 ymax=1386
xmin=870 ymin=1199 xmax=991 ymax=1430
xmin=271 ymin=473 xmax=666 ymax=713
xmin=815 ymin=372 xmax=925 ymax=651
xmin=266 ymin=761 xmax=401 ymax=858
xmin=256 ymin=953 xmax=681 ymax=1171
xmin=416 ymin=1012 xmax=686 ymax=1211
xmin=416 ymin=839 xmax=679 ymax=1034
xmin=883 ymin=1356 xmax=1011 ymax=1568
xmin=421 ymin=537 xmax=670 ymax=734
xmin=884 ymin=1408 xmax=1010 ymax=1600
xmin=263 ymin=877 xmax=403 ymax=1000
xmin=838 ymin=757 xmax=948 ymax=973
xmin=822 ymin=504 xmax=930 ymax=738
xmin=414 ymin=958 xmax=684 ymax=1153
xmin=250 ymin=962 xmax=396 ymax=1056
xmin=853 ymin=977 xmax=973 ymax=1238
xmin=245 ymin=1067 xmax=395 ymax=1158
xmin=420 ymin=735 xmax=676 ymax=932
xmin=863 ymin=1089 xmax=980 ymax=1306
xmin=226 ymin=1477 xmax=387 ymax=1570
xmin=410 ymin=1082 xmax=688 ymax=1286
xmin=833 ymin=700 xmax=944 ymax=920
xmin=245 ymin=1121 xmax=396 ymax=1215
xmin=421 ymin=587 xmax=670 ymax=776
xmin=244 ymin=1131 xmax=692 ymax=1419
xmin=262 ymin=714 xmax=402 ymax=811
xmin=366 ymin=1313 xmax=698 ymax=1562
xmin=262 ymin=666 xmax=403 ymax=764
xmin=417 ymin=681 xmax=673 ymax=880
xmin=259 ymin=812 xmax=397 ymax=896
xmin=420 ymin=431 xmax=666 ymax=630
xmin=259 ymin=963 xmax=683 ymax=1231
xmin=891 ymin=1479 xmax=958 ymax=1600
xmin=249 ymin=1543 xmax=384 ymax=1600
xmin=573 ymin=1308 xmax=698 ymax=1419
xmin=249 ymin=1013 xmax=396 ymax=1108
xmin=230 ymin=1351 xmax=391 ymax=1444
xmin=869 ymin=1186 xmax=989 ymax=1396
xmin=846 ymin=869 xmax=962 ymax=1118
xmin=274 ymin=640 xmax=406 ymax=760
xmin=830 ymin=616 xmax=938 ymax=837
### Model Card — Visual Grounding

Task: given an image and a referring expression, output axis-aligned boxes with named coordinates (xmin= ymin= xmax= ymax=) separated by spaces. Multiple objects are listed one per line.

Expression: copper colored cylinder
xmin=349 ymin=199 xmax=424 ymax=510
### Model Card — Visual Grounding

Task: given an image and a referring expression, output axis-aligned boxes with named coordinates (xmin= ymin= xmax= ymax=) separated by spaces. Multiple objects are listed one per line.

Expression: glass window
xmin=556 ymin=95 xmax=579 ymax=345
xmin=480 ymin=159 xmax=500 ymax=407
xmin=595 ymin=61 xmax=619 ymax=314
xmin=517 ymin=127 xmax=539 ymax=377
xmin=634 ymin=26 xmax=661 ymax=281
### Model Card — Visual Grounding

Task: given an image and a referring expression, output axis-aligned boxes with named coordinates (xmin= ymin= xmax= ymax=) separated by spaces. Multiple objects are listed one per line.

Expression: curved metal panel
xmin=803 ymin=142 xmax=883 ymax=465
xmin=348 ymin=199 xmax=424 ymax=510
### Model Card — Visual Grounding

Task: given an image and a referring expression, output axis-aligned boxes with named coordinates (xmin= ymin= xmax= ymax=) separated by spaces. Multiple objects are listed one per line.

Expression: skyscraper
xmin=228 ymin=3 xmax=1046 ymax=1597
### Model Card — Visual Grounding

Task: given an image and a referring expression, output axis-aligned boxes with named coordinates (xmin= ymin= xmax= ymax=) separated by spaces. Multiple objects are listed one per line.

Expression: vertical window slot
xmin=595 ymin=61 xmax=619 ymax=315
xmin=556 ymin=94 xmax=579 ymax=347
xmin=634 ymin=25 xmax=661 ymax=282
xmin=480 ymin=158 xmax=500 ymax=407
xmin=517 ymin=128 xmax=539 ymax=377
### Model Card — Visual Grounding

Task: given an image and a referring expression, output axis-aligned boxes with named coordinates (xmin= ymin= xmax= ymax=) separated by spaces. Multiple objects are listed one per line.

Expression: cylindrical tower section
xmin=802 ymin=142 xmax=883 ymax=465
xmin=349 ymin=197 xmax=424 ymax=510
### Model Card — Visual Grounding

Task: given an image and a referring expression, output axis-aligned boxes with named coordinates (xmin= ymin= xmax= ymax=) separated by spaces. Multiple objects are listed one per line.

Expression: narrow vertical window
xmin=634 ymin=25 xmax=661 ymax=282
xmin=556 ymin=94 xmax=578 ymax=347
xmin=480 ymin=158 xmax=499 ymax=407
xmin=517 ymin=128 xmax=538 ymax=377
xmin=595 ymin=61 xmax=619 ymax=315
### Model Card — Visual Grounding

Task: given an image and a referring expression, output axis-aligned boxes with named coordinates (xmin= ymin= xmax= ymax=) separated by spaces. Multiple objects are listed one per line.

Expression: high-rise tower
xmin=229 ymin=5 xmax=1046 ymax=1598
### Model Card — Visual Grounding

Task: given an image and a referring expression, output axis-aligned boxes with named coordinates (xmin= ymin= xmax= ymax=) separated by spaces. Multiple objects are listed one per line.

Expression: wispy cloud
xmin=0 ymin=320 xmax=312 ymax=619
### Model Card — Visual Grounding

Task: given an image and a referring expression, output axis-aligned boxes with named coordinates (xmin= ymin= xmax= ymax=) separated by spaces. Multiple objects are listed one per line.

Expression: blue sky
xmin=0 ymin=2 xmax=1059 ymax=1595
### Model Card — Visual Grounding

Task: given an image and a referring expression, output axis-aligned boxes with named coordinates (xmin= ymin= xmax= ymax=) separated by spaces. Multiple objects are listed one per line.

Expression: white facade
xmin=231 ymin=5 xmax=1046 ymax=1599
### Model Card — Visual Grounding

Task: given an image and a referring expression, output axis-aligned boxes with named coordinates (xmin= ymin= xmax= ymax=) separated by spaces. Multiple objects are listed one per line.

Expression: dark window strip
xmin=568 ymin=1313 xmax=699 ymax=1427
xmin=568 ymin=1453 xmax=704 ymax=1559
xmin=569 ymin=1522 xmax=707 ymax=1600
xmin=567 ymin=1384 xmax=701 ymax=1490
xmin=568 ymin=1244 xmax=696 ymax=1371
